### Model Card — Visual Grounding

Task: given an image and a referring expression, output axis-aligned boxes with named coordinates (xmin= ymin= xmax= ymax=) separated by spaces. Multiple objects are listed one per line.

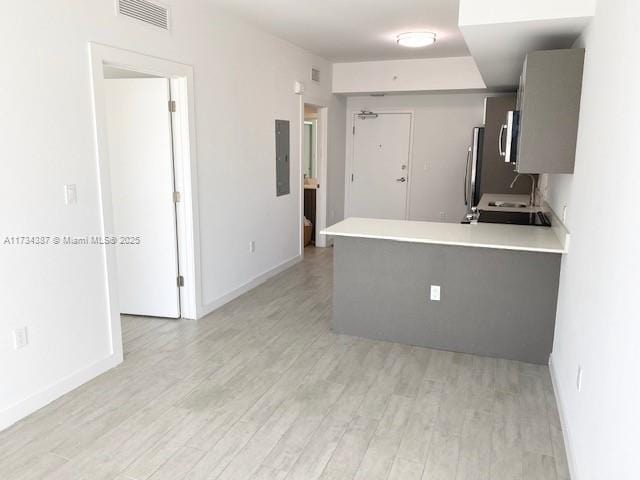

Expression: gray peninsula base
xmin=332 ymin=236 xmax=561 ymax=364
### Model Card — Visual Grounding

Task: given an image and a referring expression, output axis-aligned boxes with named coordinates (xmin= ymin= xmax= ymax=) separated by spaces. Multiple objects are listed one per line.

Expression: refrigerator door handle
xmin=498 ymin=124 xmax=507 ymax=157
xmin=464 ymin=147 xmax=471 ymax=206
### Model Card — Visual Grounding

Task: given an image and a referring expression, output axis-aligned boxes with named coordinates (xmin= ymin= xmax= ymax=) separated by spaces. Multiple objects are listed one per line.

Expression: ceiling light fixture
xmin=396 ymin=32 xmax=437 ymax=48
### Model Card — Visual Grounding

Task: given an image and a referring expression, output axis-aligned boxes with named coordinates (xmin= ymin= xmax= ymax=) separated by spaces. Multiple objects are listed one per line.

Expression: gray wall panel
xmin=275 ymin=119 xmax=290 ymax=196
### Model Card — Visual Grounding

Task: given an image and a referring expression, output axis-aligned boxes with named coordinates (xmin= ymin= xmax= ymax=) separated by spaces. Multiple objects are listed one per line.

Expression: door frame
xmin=344 ymin=109 xmax=415 ymax=220
xmin=300 ymin=96 xmax=329 ymax=249
xmin=89 ymin=43 xmax=201 ymax=360
xmin=303 ymin=120 xmax=317 ymax=178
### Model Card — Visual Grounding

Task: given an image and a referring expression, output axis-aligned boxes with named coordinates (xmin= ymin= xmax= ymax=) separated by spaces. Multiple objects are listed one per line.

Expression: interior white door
xmin=104 ymin=78 xmax=180 ymax=318
xmin=350 ymin=113 xmax=412 ymax=219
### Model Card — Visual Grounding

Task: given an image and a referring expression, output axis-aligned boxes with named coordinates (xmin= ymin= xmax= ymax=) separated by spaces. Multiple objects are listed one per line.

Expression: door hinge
xmin=352 ymin=125 xmax=355 ymax=135
xmin=177 ymin=275 xmax=184 ymax=287
xmin=351 ymin=173 xmax=354 ymax=182
xmin=168 ymin=100 xmax=177 ymax=113
xmin=173 ymin=191 xmax=181 ymax=203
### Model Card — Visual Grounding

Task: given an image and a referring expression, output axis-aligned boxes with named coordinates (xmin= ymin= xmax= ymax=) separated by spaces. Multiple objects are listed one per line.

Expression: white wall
xmin=548 ymin=1 xmax=640 ymax=478
xmin=0 ymin=0 xmax=338 ymax=430
xmin=346 ymin=94 xmax=486 ymax=222
xmin=539 ymin=173 xmax=574 ymax=224
xmin=333 ymin=57 xmax=486 ymax=94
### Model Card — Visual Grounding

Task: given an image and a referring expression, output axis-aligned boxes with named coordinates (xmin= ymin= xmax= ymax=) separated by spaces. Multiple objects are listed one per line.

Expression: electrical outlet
xmin=64 ymin=184 xmax=77 ymax=205
xmin=13 ymin=326 xmax=28 ymax=350
xmin=249 ymin=240 xmax=256 ymax=253
xmin=576 ymin=366 xmax=583 ymax=392
xmin=430 ymin=285 xmax=441 ymax=301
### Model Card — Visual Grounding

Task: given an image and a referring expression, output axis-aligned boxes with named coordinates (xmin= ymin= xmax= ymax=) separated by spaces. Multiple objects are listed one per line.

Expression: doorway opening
xmin=301 ymin=101 xmax=329 ymax=252
xmin=89 ymin=44 xmax=200 ymax=363
xmin=103 ymin=67 xmax=181 ymax=320
xmin=303 ymin=104 xmax=319 ymax=248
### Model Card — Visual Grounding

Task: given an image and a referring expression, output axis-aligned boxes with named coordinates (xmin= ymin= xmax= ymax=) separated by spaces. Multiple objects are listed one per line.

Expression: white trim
xmin=303 ymin=120 xmax=316 ymax=178
xmin=301 ymin=96 xmax=330 ymax=249
xmin=344 ymin=109 xmax=415 ymax=220
xmin=88 ymin=42 xmax=202 ymax=337
xmin=168 ymin=75 xmax=202 ymax=319
xmin=199 ymin=255 xmax=302 ymax=317
xmin=0 ymin=353 xmax=121 ymax=432
xmin=316 ymin=107 xmax=329 ymax=247
xmin=549 ymin=355 xmax=578 ymax=480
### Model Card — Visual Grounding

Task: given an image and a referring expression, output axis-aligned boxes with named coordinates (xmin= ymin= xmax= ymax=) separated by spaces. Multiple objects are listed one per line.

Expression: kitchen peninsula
xmin=322 ymin=216 xmax=568 ymax=364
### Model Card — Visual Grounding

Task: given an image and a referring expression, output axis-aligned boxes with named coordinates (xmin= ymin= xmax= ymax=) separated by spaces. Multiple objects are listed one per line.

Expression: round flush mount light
xmin=396 ymin=32 xmax=437 ymax=48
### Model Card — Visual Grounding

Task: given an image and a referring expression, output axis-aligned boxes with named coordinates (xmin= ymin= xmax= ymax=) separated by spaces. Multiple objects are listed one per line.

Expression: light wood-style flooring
xmin=0 ymin=247 xmax=570 ymax=479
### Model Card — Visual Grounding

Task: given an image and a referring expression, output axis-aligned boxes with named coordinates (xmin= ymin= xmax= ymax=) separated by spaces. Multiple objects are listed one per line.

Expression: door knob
xmin=396 ymin=177 xmax=406 ymax=183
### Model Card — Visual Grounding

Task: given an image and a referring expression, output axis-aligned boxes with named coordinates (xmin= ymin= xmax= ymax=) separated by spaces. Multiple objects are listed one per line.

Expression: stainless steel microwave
xmin=499 ymin=110 xmax=520 ymax=164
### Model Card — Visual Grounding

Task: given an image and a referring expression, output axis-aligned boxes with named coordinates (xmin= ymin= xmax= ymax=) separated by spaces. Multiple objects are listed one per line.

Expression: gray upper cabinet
xmin=516 ymin=48 xmax=585 ymax=174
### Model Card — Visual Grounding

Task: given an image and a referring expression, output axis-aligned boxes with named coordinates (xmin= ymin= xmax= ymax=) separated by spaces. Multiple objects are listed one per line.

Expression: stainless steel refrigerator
xmin=463 ymin=127 xmax=484 ymax=221
xmin=462 ymin=95 xmax=532 ymax=222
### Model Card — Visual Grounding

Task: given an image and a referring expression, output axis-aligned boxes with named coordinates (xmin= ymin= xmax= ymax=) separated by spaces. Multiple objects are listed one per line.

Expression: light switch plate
xmin=13 ymin=326 xmax=28 ymax=350
xmin=430 ymin=285 xmax=441 ymax=301
xmin=64 ymin=184 xmax=77 ymax=205
xmin=576 ymin=366 xmax=583 ymax=392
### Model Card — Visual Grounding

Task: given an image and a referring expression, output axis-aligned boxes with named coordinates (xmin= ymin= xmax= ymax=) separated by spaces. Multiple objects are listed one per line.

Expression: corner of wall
xmin=549 ymin=354 xmax=578 ymax=480
xmin=0 ymin=353 xmax=122 ymax=432
xmin=198 ymin=254 xmax=302 ymax=319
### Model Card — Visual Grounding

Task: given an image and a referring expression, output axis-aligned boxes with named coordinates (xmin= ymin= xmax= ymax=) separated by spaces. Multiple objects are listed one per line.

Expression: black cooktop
xmin=478 ymin=210 xmax=551 ymax=227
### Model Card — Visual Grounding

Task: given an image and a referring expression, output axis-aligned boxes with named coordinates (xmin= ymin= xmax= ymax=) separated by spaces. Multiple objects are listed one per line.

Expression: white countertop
xmin=322 ymin=217 xmax=567 ymax=254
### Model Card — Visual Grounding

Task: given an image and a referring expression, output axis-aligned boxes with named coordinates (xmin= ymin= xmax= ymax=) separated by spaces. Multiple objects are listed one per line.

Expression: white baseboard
xmin=0 ymin=353 xmax=122 ymax=432
xmin=198 ymin=254 xmax=303 ymax=319
xmin=549 ymin=354 xmax=578 ymax=479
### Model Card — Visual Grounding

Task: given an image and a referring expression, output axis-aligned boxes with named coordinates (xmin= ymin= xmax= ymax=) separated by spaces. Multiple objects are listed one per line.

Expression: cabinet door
xmin=516 ymin=74 xmax=525 ymax=111
xmin=517 ymin=49 xmax=585 ymax=174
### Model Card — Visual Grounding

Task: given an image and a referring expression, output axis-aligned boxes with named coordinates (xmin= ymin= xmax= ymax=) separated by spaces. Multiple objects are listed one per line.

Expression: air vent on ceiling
xmin=117 ymin=0 xmax=170 ymax=31
xmin=311 ymin=67 xmax=321 ymax=83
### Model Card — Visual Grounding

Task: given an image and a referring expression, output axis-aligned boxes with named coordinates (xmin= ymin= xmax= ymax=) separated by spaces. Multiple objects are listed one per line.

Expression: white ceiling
xmin=209 ymin=0 xmax=470 ymax=62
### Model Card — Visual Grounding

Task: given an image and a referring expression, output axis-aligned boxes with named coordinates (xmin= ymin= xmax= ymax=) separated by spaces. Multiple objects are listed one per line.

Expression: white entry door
xmin=350 ymin=113 xmax=412 ymax=219
xmin=104 ymin=78 xmax=181 ymax=318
